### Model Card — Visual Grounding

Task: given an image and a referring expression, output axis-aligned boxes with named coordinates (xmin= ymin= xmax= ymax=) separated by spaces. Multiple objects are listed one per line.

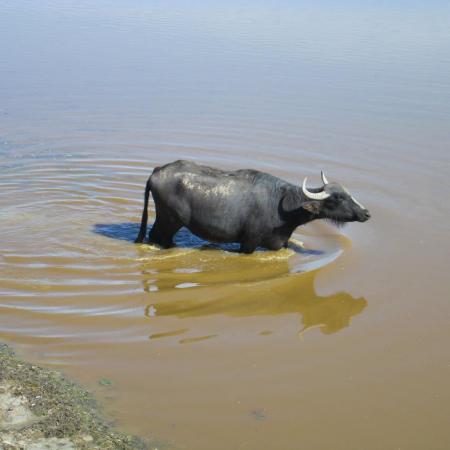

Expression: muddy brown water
xmin=1 ymin=2 xmax=450 ymax=449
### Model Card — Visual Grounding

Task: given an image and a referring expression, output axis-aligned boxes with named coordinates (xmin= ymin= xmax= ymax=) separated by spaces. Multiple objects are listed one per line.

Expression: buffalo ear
xmin=301 ymin=201 xmax=321 ymax=214
xmin=281 ymin=190 xmax=302 ymax=213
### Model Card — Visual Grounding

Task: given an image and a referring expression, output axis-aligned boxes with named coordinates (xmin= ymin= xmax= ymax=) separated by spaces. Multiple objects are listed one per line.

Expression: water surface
xmin=1 ymin=1 xmax=450 ymax=449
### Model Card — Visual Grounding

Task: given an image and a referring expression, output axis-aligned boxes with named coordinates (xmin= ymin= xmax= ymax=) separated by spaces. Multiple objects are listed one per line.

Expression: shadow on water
xmin=93 ymin=222 xmax=322 ymax=255
xmin=94 ymin=222 xmax=140 ymax=242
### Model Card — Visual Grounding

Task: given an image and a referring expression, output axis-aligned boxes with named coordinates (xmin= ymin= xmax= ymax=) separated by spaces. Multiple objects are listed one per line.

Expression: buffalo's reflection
xmin=139 ymin=245 xmax=367 ymax=336
xmin=96 ymin=221 xmax=366 ymax=336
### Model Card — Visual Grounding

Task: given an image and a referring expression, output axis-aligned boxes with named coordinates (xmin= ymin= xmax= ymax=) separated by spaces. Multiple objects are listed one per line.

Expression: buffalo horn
xmin=321 ymin=170 xmax=329 ymax=185
xmin=302 ymin=177 xmax=330 ymax=200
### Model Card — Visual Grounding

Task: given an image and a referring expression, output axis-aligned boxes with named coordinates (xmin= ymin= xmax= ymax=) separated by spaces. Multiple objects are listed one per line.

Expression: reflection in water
xmin=143 ymin=262 xmax=367 ymax=337
xmin=93 ymin=220 xmax=365 ymax=339
xmin=94 ymin=221 xmax=366 ymax=337
xmin=92 ymin=218 xmax=367 ymax=338
xmin=179 ymin=335 xmax=218 ymax=344
xmin=149 ymin=328 xmax=189 ymax=340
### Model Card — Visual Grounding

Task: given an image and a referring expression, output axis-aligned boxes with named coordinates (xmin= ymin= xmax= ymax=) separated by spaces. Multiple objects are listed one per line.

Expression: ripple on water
xmin=0 ymin=155 xmax=355 ymax=346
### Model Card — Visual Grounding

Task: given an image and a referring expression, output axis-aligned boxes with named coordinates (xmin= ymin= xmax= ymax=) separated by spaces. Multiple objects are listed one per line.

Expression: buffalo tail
xmin=134 ymin=177 xmax=152 ymax=243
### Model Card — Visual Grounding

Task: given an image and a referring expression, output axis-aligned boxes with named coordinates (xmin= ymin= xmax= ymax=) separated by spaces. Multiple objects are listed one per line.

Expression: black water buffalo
xmin=135 ymin=160 xmax=370 ymax=253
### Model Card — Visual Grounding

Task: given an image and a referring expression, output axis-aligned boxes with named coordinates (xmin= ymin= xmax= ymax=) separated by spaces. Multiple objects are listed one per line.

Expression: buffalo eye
xmin=326 ymin=193 xmax=343 ymax=205
xmin=334 ymin=193 xmax=349 ymax=203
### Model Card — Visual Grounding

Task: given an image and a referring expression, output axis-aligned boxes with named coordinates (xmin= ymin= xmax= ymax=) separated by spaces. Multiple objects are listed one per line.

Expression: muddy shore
xmin=0 ymin=344 xmax=152 ymax=450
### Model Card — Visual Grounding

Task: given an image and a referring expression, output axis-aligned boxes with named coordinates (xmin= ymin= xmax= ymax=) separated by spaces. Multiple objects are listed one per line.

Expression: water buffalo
xmin=135 ymin=160 xmax=370 ymax=253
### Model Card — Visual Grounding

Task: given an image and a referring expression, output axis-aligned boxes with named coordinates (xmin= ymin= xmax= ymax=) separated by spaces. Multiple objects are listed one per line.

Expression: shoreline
xmin=0 ymin=343 xmax=151 ymax=450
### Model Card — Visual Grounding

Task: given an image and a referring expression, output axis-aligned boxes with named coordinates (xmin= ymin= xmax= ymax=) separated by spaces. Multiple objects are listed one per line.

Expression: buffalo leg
xmin=146 ymin=197 xmax=183 ymax=248
xmin=148 ymin=216 xmax=181 ymax=249
xmin=264 ymin=236 xmax=286 ymax=251
xmin=239 ymin=241 xmax=257 ymax=254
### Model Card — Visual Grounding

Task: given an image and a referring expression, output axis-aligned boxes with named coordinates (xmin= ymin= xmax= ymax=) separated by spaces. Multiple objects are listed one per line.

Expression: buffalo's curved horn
xmin=302 ymin=178 xmax=330 ymax=200
xmin=321 ymin=170 xmax=329 ymax=185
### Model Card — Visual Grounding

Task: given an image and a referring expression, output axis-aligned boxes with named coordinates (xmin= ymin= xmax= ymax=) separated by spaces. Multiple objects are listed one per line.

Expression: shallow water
xmin=1 ymin=1 xmax=450 ymax=449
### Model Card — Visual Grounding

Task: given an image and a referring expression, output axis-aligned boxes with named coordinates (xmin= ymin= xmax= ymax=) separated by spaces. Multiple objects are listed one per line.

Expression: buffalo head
xmin=299 ymin=171 xmax=370 ymax=225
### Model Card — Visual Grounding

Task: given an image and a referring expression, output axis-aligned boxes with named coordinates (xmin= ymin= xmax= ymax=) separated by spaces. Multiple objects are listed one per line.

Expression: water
xmin=1 ymin=1 xmax=450 ymax=449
